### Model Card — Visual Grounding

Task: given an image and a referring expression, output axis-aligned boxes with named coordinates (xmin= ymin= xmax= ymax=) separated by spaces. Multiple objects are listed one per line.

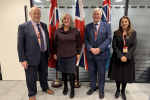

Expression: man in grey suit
xmin=17 ymin=7 xmax=54 ymax=100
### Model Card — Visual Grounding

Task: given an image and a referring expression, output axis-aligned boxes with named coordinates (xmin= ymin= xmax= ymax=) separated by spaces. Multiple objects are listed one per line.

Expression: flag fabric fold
xmin=48 ymin=0 xmax=59 ymax=68
xmin=75 ymin=0 xmax=89 ymax=70
xmin=101 ymin=0 xmax=111 ymax=71
xmin=102 ymin=0 xmax=111 ymax=23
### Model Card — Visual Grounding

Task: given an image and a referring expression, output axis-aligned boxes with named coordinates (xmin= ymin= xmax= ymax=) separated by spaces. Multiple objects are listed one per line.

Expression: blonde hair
xmin=92 ymin=8 xmax=102 ymax=16
xmin=58 ymin=13 xmax=75 ymax=29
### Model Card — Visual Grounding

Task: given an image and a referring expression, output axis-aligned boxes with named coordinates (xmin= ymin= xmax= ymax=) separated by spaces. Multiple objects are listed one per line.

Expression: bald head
xmin=30 ymin=7 xmax=41 ymax=13
xmin=29 ymin=7 xmax=41 ymax=23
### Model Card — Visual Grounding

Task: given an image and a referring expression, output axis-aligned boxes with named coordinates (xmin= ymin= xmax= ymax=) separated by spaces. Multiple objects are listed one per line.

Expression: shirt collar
xmin=31 ymin=20 xmax=40 ymax=26
xmin=94 ymin=21 xmax=100 ymax=25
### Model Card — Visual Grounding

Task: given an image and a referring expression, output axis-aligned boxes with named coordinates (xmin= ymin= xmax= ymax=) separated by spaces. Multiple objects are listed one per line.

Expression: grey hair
xmin=58 ymin=13 xmax=75 ymax=29
xmin=92 ymin=8 xmax=102 ymax=16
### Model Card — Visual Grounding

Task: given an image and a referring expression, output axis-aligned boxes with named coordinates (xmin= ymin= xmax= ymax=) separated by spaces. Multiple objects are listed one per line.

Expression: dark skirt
xmin=55 ymin=55 xmax=77 ymax=73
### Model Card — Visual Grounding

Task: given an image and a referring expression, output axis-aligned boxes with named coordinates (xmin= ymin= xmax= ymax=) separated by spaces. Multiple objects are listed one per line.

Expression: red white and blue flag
xmin=101 ymin=0 xmax=111 ymax=71
xmin=101 ymin=0 xmax=111 ymax=23
xmin=48 ymin=0 xmax=59 ymax=68
xmin=75 ymin=0 xmax=89 ymax=70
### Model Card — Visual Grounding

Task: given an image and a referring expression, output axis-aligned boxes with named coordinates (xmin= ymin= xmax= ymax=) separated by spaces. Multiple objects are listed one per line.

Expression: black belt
xmin=41 ymin=50 xmax=47 ymax=56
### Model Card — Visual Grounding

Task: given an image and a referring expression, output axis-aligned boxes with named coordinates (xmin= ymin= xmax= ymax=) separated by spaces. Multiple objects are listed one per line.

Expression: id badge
xmin=38 ymin=39 xmax=41 ymax=43
xmin=123 ymin=47 xmax=128 ymax=53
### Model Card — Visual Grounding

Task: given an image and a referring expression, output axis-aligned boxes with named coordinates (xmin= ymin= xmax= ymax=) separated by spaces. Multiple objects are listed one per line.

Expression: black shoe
xmin=99 ymin=92 xmax=104 ymax=99
xmin=87 ymin=88 xmax=96 ymax=95
xmin=121 ymin=91 xmax=127 ymax=100
xmin=115 ymin=90 xmax=120 ymax=98
xmin=70 ymin=91 xmax=74 ymax=99
xmin=63 ymin=87 xmax=68 ymax=95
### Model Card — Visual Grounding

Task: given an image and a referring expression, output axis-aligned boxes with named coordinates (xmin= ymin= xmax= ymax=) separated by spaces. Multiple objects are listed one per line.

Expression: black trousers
xmin=24 ymin=51 xmax=49 ymax=97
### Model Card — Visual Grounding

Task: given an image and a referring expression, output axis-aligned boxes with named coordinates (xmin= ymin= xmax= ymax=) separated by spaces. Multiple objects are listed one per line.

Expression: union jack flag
xmin=48 ymin=0 xmax=59 ymax=68
xmin=101 ymin=0 xmax=111 ymax=71
xmin=75 ymin=0 xmax=88 ymax=70
xmin=101 ymin=0 xmax=111 ymax=23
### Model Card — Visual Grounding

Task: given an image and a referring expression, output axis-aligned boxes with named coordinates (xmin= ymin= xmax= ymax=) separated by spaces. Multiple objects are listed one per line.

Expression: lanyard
xmin=123 ymin=34 xmax=127 ymax=47
xmin=93 ymin=24 xmax=100 ymax=34
xmin=93 ymin=24 xmax=100 ymax=40
xmin=31 ymin=22 xmax=42 ymax=38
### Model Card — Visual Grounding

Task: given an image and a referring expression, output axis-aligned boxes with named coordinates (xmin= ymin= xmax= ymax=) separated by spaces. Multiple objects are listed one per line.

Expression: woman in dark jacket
xmin=53 ymin=13 xmax=82 ymax=99
xmin=108 ymin=16 xmax=137 ymax=100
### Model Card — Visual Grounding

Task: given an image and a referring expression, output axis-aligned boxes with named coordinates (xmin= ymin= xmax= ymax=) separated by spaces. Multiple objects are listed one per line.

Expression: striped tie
xmin=94 ymin=24 xmax=98 ymax=40
xmin=37 ymin=24 xmax=45 ymax=52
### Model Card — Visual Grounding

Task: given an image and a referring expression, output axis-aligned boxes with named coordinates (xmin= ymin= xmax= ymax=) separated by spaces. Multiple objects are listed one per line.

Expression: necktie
xmin=37 ymin=24 xmax=45 ymax=52
xmin=94 ymin=24 xmax=98 ymax=33
xmin=94 ymin=24 xmax=98 ymax=40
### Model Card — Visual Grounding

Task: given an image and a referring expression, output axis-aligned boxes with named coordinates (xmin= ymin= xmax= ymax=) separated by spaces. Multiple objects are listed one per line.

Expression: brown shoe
xmin=29 ymin=96 xmax=36 ymax=100
xmin=45 ymin=89 xmax=54 ymax=94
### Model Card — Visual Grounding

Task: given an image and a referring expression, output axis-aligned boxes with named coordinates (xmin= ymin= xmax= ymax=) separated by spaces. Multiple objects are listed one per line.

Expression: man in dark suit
xmin=84 ymin=8 xmax=111 ymax=99
xmin=17 ymin=7 xmax=54 ymax=100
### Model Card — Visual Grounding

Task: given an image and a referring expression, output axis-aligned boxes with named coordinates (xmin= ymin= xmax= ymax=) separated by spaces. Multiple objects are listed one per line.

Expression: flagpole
xmin=74 ymin=0 xmax=86 ymax=88
xmin=51 ymin=70 xmax=63 ymax=87
xmin=49 ymin=0 xmax=63 ymax=88
xmin=51 ymin=61 xmax=63 ymax=87
xmin=74 ymin=66 xmax=82 ymax=88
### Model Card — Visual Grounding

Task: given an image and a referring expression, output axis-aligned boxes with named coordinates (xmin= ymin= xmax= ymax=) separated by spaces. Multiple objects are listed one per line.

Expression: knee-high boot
xmin=121 ymin=82 xmax=127 ymax=100
xmin=69 ymin=73 xmax=75 ymax=99
xmin=62 ymin=73 xmax=68 ymax=95
xmin=115 ymin=81 xmax=121 ymax=98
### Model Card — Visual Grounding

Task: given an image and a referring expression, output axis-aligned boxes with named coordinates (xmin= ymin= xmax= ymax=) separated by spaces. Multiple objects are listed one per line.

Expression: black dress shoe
xmin=63 ymin=87 xmax=68 ymax=95
xmin=121 ymin=91 xmax=127 ymax=100
xmin=70 ymin=91 xmax=74 ymax=99
xmin=99 ymin=92 xmax=104 ymax=99
xmin=115 ymin=90 xmax=120 ymax=98
xmin=87 ymin=88 xmax=96 ymax=95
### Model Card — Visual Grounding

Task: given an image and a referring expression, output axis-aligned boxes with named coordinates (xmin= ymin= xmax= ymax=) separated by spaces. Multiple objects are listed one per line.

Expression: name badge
xmin=123 ymin=47 xmax=128 ymax=53
xmin=38 ymin=39 xmax=41 ymax=43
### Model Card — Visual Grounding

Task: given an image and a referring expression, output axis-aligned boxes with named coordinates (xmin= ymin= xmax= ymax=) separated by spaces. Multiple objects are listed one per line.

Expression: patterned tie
xmin=94 ymin=24 xmax=98 ymax=40
xmin=36 ymin=24 xmax=45 ymax=52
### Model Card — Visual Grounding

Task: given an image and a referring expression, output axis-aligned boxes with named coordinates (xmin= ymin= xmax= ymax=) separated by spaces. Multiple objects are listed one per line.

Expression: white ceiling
xmin=34 ymin=0 xmax=125 ymax=6
xmin=34 ymin=0 xmax=150 ymax=6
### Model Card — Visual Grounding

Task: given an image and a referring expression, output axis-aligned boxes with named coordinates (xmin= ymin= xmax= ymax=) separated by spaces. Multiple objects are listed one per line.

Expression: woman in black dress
xmin=53 ymin=13 xmax=82 ymax=99
xmin=108 ymin=16 xmax=137 ymax=100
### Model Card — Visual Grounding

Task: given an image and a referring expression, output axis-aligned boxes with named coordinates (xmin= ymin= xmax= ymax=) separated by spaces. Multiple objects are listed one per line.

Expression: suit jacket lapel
xmin=121 ymin=34 xmax=130 ymax=42
xmin=90 ymin=22 xmax=95 ymax=41
xmin=97 ymin=21 xmax=103 ymax=38
xmin=120 ymin=36 xmax=123 ymax=41
xmin=124 ymin=35 xmax=130 ymax=46
xmin=126 ymin=35 xmax=130 ymax=42
xmin=28 ymin=21 xmax=39 ymax=45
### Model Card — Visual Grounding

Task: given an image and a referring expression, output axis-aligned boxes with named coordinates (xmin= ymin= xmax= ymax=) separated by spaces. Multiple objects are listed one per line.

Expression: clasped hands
xmin=121 ymin=56 xmax=127 ymax=62
xmin=90 ymin=48 xmax=101 ymax=55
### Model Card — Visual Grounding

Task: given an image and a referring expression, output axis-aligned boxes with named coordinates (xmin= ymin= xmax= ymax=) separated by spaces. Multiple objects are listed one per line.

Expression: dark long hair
xmin=117 ymin=16 xmax=133 ymax=37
